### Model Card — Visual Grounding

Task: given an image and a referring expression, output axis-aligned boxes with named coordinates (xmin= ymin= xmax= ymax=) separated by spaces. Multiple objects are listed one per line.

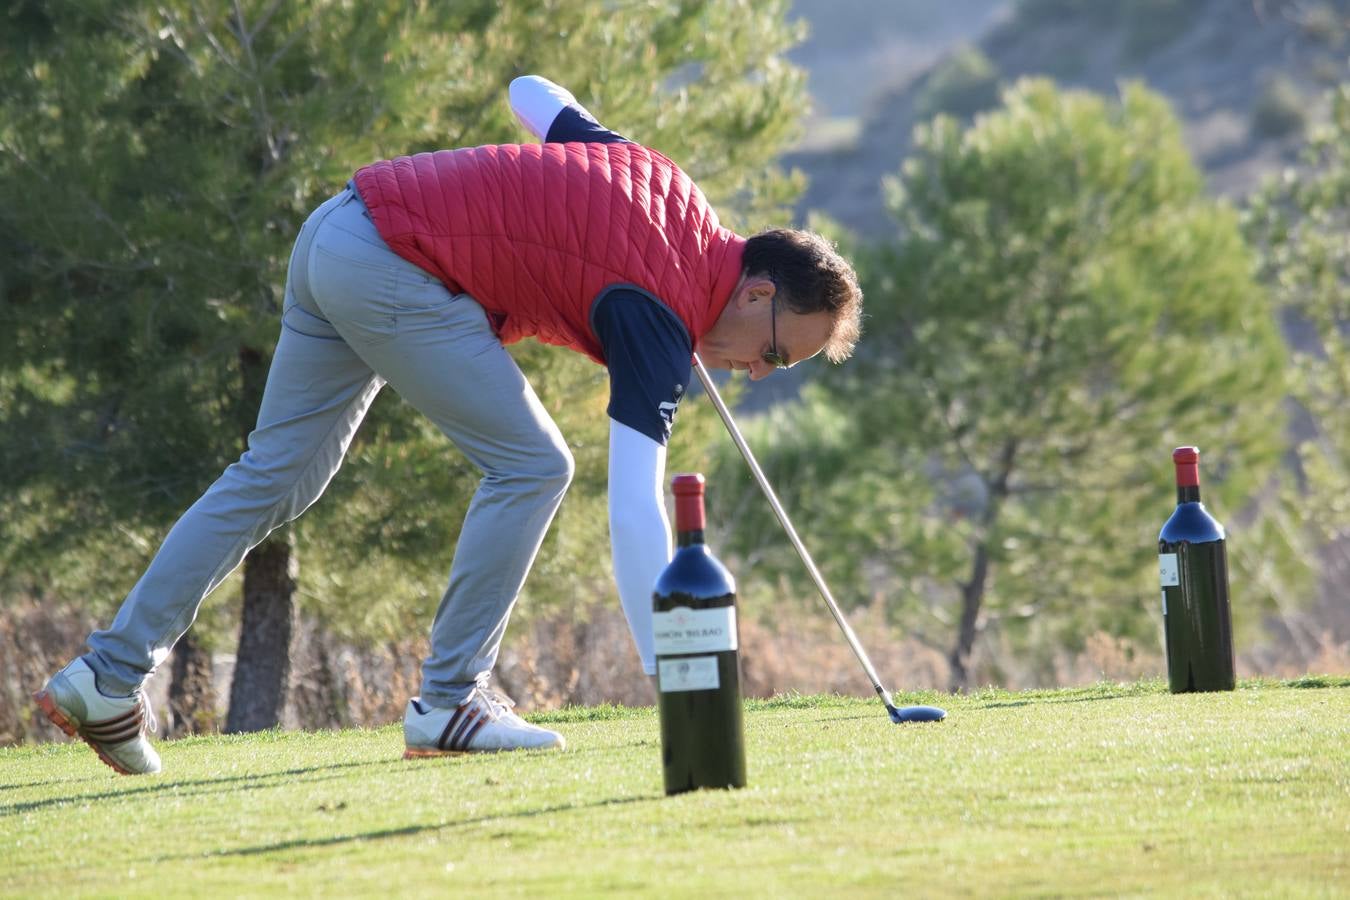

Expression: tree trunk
xmin=948 ymin=540 xmax=990 ymax=691
xmin=224 ymin=343 xmax=297 ymax=733
xmin=168 ymin=630 xmax=216 ymax=736
xmin=225 ymin=532 xmax=296 ymax=732
xmin=947 ymin=438 xmax=1019 ymax=691
xmin=287 ymin=619 xmax=349 ymax=731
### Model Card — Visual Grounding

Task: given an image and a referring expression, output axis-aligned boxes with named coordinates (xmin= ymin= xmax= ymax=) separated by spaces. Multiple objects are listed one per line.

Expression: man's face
xmin=697 ymin=277 xmax=833 ymax=380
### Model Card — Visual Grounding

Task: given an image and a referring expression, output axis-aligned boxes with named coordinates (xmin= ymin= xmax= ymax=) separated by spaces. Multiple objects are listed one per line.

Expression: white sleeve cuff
xmin=509 ymin=75 xmax=579 ymax=141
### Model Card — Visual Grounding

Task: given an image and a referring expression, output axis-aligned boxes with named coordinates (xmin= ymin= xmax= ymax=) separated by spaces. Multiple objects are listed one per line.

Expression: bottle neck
xmin=672 ymin=474 xmax=707 ymax=535
xmin=1173 ymin=451 xmax=1200 ymax=504
xmin=677 ymin=529 xmax=706 ymax=548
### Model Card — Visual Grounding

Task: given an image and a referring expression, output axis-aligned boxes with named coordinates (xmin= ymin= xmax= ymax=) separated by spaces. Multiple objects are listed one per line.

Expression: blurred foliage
xmin=1246 ymin=83 xmax=1350 ymax=551
xmin=916 ymin=44 xmax=1001 ymax=122
xmin=0 ymin=0 xmax=809 ymax=644
xmin=1252 ymin=75 xmax=1309 ymax=141
xmin=1295 ymin=1 xmax=1350 ymax=48
xmin=719 ymin=79 xmax=1293 ymax=685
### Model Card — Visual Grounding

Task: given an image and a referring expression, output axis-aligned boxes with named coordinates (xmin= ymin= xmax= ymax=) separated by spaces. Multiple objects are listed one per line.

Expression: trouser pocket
xmin=310 ymin=243 xmax=403 ymax=346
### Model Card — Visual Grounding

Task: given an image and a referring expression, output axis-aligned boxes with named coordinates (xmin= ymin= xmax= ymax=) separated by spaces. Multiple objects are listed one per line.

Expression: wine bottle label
xmin=1158 ymin=553 xmax=1179 ymax=587
xmin=653 ymin=605 xmax=738 ymax=654
xmin=658 ymin=655 xmax=720 ymax=692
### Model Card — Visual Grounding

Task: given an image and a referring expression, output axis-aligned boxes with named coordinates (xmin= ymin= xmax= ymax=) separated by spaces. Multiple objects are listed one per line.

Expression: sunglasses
xmin=761 ymin=293 xmax=789 ymax=369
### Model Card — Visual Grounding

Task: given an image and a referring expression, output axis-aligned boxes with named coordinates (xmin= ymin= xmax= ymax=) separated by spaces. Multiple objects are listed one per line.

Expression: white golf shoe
xmin=34 ymin=658 xmax=162 ymax=776
xmin=403 ymin=687 xmax=564 ymax=757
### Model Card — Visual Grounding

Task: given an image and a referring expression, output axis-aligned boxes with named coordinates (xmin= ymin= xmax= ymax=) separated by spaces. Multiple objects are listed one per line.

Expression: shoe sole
xmin=402 ymin=747 xmax=472 ymax=759
xmin=402 ymin=744 xmax=561 ymax=759
xmin=33 ymin=689 xmax=139 ymax=776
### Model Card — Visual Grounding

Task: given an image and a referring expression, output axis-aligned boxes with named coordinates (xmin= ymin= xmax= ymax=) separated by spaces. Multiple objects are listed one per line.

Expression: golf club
xmin=692 ymin=355 xmax=945 ymax=724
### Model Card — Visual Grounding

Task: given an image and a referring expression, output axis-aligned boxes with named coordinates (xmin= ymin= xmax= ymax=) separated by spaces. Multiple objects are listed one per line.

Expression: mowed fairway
xmin=2 ymin=679 xmax=1347 ymax=898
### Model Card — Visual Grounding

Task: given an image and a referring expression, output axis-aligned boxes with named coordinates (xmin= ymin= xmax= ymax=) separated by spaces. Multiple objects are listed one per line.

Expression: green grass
xmin=3 ymin=679 xmax=1348 ymax=898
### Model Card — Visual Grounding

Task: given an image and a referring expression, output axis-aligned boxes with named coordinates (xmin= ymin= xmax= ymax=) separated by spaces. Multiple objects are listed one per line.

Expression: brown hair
xmin=741 ymin=229 xmax=862 ymax=362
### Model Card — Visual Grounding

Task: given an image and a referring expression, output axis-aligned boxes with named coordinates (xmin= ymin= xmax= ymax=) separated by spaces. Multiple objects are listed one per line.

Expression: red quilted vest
xmin=352 ymin=142 xmax=747 ymax=365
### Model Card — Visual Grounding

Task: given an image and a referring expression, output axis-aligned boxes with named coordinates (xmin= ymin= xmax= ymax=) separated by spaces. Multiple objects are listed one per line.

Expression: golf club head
xmin=888 ymin=704 xmax=946 ymax=724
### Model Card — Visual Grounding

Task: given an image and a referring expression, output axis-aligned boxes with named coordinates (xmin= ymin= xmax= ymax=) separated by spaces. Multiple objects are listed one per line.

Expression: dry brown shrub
xmin=1239 ymin=628 xmax=1350 ymax=679
xmin=5 ymin=594 xmax=1347 ymax=746
xmin=285 ymin=600 xmax=952 ymax=719
xmin=738 ymin=599 xmax=949 ymax=698
xmin=0 ymin=597 xmax=171 ymax=745
xmin=1050 ymin=632 xmax=1165 ymax=686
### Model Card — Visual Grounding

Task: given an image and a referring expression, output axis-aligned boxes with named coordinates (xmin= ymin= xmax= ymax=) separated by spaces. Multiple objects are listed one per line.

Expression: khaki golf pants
xmin=85 ymin=185 xmax=573 ymax=708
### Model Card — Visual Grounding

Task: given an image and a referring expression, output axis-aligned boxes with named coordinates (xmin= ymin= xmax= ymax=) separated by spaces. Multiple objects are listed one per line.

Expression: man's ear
xmin=739 ymin=277 xmax=776 ymax=307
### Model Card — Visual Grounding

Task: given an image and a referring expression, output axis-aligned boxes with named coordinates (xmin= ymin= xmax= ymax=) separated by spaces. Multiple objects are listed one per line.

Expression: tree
xmin=0 ymin=0 xmax=808 ymax=727
xmin=1246 ymin=82 xmax=1350 ymax=657
xmin=723 ymin=80 xmax=1289 ymax=689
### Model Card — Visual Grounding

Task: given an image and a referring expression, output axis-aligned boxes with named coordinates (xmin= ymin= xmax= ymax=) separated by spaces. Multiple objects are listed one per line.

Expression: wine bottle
xmin=1158 ymin=446 xmax=1235 ymax=693
xmin=654 ymin=473 xmax=746 ymax=795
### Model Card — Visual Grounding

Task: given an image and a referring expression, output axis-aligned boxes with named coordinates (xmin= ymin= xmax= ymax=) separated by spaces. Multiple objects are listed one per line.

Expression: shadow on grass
xmin=176 ymin=793 xmax=662 ymax=859
xmin=0 ymin=775 xmax=105 ymax=793
xmin=562 ymin=740 xmax=658 ymax=756
xmin=0 ymin=759 xmax=402 ymax=818
xmin=795 ymin=712 xmax=892 ymax=724
xmin=975 ymin=692 xmax=1148 ymax=710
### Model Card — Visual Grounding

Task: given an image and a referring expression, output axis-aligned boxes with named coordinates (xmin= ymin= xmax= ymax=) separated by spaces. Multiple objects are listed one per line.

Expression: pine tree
xmin=1246 ymin=83 xmax=1350 ymax=660
xmin=0 ymin=0 xmax=808 ymax=727
xmin=719 ymin=80 xmax=1289 ymax=688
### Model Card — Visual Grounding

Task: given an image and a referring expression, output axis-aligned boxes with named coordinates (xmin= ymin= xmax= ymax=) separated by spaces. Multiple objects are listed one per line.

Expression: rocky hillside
xmin=785 ymin=0 xmax=1349 ymax=234
xmin=731 ymin=0 xmax=1346 ymax=412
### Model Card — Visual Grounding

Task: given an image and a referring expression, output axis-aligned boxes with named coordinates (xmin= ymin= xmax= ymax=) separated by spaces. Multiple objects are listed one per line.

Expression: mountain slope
xmin=786 ymin=0 xmax=1347 ymax=233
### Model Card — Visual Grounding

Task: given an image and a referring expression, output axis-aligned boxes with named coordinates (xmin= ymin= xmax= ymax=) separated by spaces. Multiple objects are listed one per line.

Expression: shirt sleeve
xmin=591 ymin=288 xmax=692 ymax=446
xmin=509 ymin=75 xmax=631 ymax=145
xmin=545 ymin=105 xmax=631 ymax=145
xmin=608 ymin=419 xmax=670 ymax=676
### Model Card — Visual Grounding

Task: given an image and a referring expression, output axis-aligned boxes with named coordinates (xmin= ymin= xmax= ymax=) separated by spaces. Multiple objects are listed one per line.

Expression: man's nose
xmin=747 ymin=359 xmax=774 ymax=381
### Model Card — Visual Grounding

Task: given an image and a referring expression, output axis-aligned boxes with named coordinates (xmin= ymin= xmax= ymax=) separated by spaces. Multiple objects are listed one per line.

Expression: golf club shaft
xmin=692 ymin=355 xmax=896 ymax=709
